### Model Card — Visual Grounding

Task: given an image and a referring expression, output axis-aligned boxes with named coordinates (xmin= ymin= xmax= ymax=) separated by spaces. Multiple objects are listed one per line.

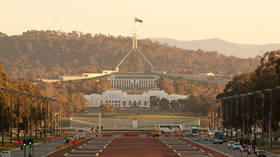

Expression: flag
xmin=135 ymin=17 xmax=143 ymax=23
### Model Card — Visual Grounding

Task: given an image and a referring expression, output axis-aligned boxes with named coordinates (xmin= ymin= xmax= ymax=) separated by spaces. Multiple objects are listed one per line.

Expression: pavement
xmin=186 ymin=137 xmax=280 ymax=157
xmin=99 ymin=137 xmax=180 ymax=157
xmin=10 ymin=139 xmax=65 ymax=157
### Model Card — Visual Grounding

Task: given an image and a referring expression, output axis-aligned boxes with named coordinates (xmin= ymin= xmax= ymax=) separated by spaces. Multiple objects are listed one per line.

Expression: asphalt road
xmin=186 ymin=137 xmax=279 ymax=157
xmin=11 ymin=139 xmax=65 ymax=157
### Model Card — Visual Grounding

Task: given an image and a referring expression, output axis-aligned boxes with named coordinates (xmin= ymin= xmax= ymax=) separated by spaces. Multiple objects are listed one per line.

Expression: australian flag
xmin=135 ymin=17 xmax=143 ymax=23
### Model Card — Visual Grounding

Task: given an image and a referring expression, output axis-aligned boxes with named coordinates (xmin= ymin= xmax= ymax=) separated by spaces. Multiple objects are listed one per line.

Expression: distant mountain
xmin=150 ymin=38 xmax=280 ymax=58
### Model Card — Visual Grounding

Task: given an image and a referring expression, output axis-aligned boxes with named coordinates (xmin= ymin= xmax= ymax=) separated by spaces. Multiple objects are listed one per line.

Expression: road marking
xmin=185 ymin=138 xmax=233 ymax=157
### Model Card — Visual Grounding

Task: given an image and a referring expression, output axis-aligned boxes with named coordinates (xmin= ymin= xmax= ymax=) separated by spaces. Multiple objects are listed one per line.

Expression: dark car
xmin=239 ymin=144 xmax=249 ymax=152
xmin=256 ymin=150 xmax=266 ymax=157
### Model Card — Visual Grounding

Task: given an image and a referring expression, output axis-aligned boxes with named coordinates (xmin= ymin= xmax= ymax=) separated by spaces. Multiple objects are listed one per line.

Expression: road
xmin=11 ymin=139 xmax=65 ymax=157
xmin=186 ymin=137 xmax=280 ymax=157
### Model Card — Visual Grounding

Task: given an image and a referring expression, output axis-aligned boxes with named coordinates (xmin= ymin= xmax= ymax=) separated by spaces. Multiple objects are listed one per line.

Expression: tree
xmin=100 ymin=104 xmax=114 ymax=113
xmin=70 ymin=93 xmax=87 ymax=112
xmin=173 ymin=77 xmax=188 ymax=95
xmin=157 ymin=76 xmax=175 ymax=94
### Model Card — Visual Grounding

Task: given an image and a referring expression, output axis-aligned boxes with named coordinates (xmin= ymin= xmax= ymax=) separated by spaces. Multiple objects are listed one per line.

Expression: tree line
xmin=37 ymin=77 xmax=110 ymax=115
xmin=215 ymin=50 xmax=280 ymax=146
xmin=0 ymin=61 xmax=90 ymax=144
xmin=150 ymin=76 xmax=224 ymax=116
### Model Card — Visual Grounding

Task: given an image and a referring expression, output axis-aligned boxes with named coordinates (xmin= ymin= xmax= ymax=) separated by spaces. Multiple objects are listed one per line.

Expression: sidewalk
xmin=10 ymin=138 xmax=65 ymax=157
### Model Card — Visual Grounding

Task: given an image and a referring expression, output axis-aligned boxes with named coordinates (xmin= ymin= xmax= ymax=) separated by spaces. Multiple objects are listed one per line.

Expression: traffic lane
xmin=11 ymin=139 xmax=65 ymax=157
xmin=186 ymin=137 xmax=255 ymax=157
xmin=194 ymin=138 xmax=280 ymax=157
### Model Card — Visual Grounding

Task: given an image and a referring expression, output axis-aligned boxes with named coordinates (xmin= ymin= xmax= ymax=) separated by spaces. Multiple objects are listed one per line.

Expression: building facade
xmin=108 ymin=74 xmax=158 ymax=89
xmin=85 ymin=90 xmax=188 ymax=110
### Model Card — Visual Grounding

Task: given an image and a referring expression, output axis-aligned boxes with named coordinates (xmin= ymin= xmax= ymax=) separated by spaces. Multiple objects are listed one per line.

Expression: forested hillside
xmin=0 ymin=30 xmax=259 ymax=79
xmin=0 ymin=60 xmax=87 ymax=115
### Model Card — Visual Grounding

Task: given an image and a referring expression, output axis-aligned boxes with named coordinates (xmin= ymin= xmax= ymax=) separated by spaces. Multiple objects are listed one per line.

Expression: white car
xmin=232 ymin=142 xmax=240 ymax=150
xmin=2 ymin=151 xmax=11 ymax=157
xmin=227 ymin=141 xmax=234 ymax=149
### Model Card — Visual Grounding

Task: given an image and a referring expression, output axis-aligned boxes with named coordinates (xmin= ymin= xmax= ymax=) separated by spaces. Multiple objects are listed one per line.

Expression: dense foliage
xmin=216 ymin=50 xmax=280 ymax=143
xmin=38 ymin=77 xmax=110 ymax=114
xmin=154 ymin=76 xmax=224 ymax=116
xmin=217 ymin=50 xmax=280 ymax=97
xmin=0 ymin=30 xmax=259 ymax=79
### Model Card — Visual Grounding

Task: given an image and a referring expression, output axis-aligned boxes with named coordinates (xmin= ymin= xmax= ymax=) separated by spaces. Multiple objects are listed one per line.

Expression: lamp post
xmin=219 ymin=98 xmax=224 ymax=134
xmin=247 ymin=92 xmax=253 ymax=138
xmin=17 ymin=93 xmax=20 ymax=141
xmin=8 ymin=90 xmax=13 ymax=144
xmin=39 ymin=98 xmax=42 ymax=139
xmin=247 ymin=92 xmax=254 ymax=157
xmin=255 ymin=90 xmax=262 ymax=144
xmin=264 ymin=89 xmax=272 ymax=149
xmin=227 ymin=96 xmax=233 ymax=139
xmin=1 ymin=94 xmax=5 ymax=146
xmin=35 ymin=95 xmax=38 ymax=140
xmin=233 ymin=95 xmax=239 ymax=140
xmin=240 ymin=94 xmax=246 ymax=145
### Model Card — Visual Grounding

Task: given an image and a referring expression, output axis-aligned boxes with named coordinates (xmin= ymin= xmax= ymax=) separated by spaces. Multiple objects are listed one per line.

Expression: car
xmin=201 ymin=135 xmax=209 ymax=140
xmin=247 ymin=145 xmax=257 ymax=154
xmin=193 ymin=136 xmax=200 ymax=141
xmin=213 ymin=130 xmax=224 ymax=144
xmin=239 ymin=144 xmax=249 ymax=152
xmin=256 ymin=150 xmax=266 ymax=157
xmin=67 ymin=135 xmax=76 ymax=141
xmin=1 ymin=151 xmax=11 ymax=157
xmin=184 ymin=131 xmax=191 ymax=137
xmin=232 ymin=142 xmax=240 ymax=150
xmin=227 ymin=141 xmax=234 ymax=149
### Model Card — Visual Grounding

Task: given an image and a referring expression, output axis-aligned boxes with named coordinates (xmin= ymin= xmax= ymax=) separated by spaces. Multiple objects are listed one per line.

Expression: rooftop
xmin=113 ymin=75 xmax=158 ymax=79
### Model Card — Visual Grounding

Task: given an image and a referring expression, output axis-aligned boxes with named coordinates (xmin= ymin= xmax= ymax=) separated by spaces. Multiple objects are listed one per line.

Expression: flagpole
xmin=133 ymin=17 xmax=138 ymax=50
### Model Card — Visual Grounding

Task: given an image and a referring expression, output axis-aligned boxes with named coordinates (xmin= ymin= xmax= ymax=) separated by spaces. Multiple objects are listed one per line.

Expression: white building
xmin=57 ymin=69 xmax=119 ymax=81
xmin=84 ymin=90 xmax=188 ymax=110
xmin=108 ymin=74 xmax=159 ymax=89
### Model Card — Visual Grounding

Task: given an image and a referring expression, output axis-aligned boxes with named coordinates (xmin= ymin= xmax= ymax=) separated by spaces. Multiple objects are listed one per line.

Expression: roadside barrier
xmin=123 ymin=134 xmax=139 ymax=137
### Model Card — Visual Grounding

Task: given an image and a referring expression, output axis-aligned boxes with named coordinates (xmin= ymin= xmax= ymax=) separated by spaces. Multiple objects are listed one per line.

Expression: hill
xmin=0 ymin=30 xmax=259 ymax=79
xmin=150 ymin=38 xmax=280 ymax=58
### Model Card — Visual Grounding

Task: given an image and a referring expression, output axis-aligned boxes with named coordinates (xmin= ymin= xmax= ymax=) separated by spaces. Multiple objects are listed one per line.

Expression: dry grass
xmin=114 ymin=115 xmax=206 ymax=119
xmin=267 ymin=148 xmax=280 ymax=154
xmin=70 ymin=115 xmax=210 ymax=128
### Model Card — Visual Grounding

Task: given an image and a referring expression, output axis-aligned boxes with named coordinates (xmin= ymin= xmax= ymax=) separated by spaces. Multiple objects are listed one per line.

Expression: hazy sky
xmin=1 ymin=0 xmax=280 ymax=44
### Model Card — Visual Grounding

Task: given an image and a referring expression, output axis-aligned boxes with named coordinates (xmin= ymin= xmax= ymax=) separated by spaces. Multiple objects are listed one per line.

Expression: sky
xmin=1 ymin=0 xmax=280 ymax=44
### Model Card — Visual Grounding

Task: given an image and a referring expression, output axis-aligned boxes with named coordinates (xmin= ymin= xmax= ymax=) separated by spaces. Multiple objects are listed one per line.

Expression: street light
xmin=247 ymin=92 xmax=253 ymax=137
xmin=264 ymin=88 xmax=272 ymax=149
xmin=227 ymin=96 xmax=233 ymax=139
xmin=253 ymin=90 xmax=262 ymax=143
xmin=240 ymin=94 xmax=246 ymax=145
xmin=232 ymin=95 xmax=239 ymax=140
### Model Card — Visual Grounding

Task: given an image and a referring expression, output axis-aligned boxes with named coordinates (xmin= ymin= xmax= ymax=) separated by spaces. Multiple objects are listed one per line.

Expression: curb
xmin=10 ymin=147 xmax=20 ymax=152
xmin=10 ymin=140 xmax=61 ymax=152
xmin=266 ymin=151 xmax=280 ymax=157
